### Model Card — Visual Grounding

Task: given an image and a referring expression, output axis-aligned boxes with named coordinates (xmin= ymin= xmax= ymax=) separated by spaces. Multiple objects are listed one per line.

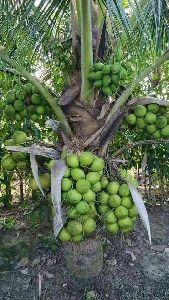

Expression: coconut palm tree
xmin=0 ymin=0 xmax=169 ymax=152
xmin=0 ymin=0 xmax=169 ymax=251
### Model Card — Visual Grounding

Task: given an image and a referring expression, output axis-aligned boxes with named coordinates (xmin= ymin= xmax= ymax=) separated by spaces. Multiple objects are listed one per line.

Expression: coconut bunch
xmin=1 ymin=131 xmax=28 ymax=171
xmin=58 ymin=152 xmax=139 ymax=243
xmin=87 ymin=48 xmax=128 ymax=96
xmin=98 ymin=181 xmax=138 ymax=235
xmin=59 ymin=152 xmax=105 ymax=242
xmin=3 ymin=83 xmax=51 ymax=123
xmin=126 ymin=104 xmax=169 ymax=138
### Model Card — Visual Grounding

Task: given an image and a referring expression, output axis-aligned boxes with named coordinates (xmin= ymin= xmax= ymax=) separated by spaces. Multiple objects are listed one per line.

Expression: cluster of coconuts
xmin=58 ymin=151 xmax=139 ymax=243
xmin=87 ymin=48 xmax=128 ymax=96
xmin=1 ymin=131 xmax=28 ymax=171
xmin=98 ymin=181 xmax=138 ymax=235
xmin=3 ymin=83 xmax=51 ymax=123
xmin=58 ymin=152 xmax=104 ymax=242
xmin=126 ymin=104 xmax=169 ymax=138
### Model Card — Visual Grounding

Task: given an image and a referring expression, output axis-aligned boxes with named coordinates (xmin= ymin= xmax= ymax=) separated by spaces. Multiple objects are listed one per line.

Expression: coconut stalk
xmin=94 ymin=0 xmax=106 ymax=62
xmin=80 ymin=0 xmax=94 ymax=104
xmin=75 ymin=0 xmax=81 ymax=30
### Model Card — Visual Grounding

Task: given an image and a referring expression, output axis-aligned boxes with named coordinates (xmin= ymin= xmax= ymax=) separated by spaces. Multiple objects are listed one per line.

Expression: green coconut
xmin=67 ymin=220 xmax=83 ymax=236
xmin=146 ymin=124 xmax=156 ymax=134
xmin=100 ymin=176 xmax=109 ymax=188
xmin=79 ymin=152 xmax=94 ymax=166
xmin=14 ymin=100 xmax=25 ymax=111
xmin=66 ymin=154 xmax=79 ymax=168
xmin=121 ymin=196 xmax=133 ymax=209
xmin=63 ymin=167 xmax=71 ymax=178
xmin=152 ymin=129 xmax=161 ymax=139
xmin=15 ymin=90 xmax=25 ymax=101
xmin=111 ymin=62 xmax=121 ymax=74
xmin=31 ymin=94 xmax=41 ymax=105
xmin=118 ymin=217 xmax=133 ymax=229
xmin=13 ymin=131 xmax=27 ymax=144
xmin=17 ymin=161 xmax=27 ymax=170
xmin=136 ymin=118 xmax=146 ymax=129
xmin=147 ymin=103 xmax=159 ymax=113
xmin=71 ymin=168 xmax=85 ymax=181
xmin=36 ymin=105 xmax=46 ymax=115
xmin=145 ymin=112 xmax=156 ymax=124
xmin=156 ymin=116 xmax=167 ymax=129
xmin=23 ymin=83 xmax=33 ymax=94
xmin=98 ymin=191 xmax=109 ymax=205
xmin=4 ymin=105 xmax=15 ymax=116
xmin=109 ymin=195 xmax=121 ymax=208
xmin=97 ymin=205 xmax=109 ymax=215
xmin=86 ymin=172 xmax=101 ymax=185
xmin=133 ymin=105 xmax=147 ymax=117
xmin=15 ymin=113 xmax=22 ymax=122
xmin=90 ymin=157 xmax=105 ymax=172
xmin=76 ymin=201 xmax=90 ymax=215
xmin=30 ymin=114 xmax=39 ymax=122
xmin=4 ymin=139 xmax=15 ymax=146
xmin=83 ymin=218 xmax=97 ymax=234
xmin=161 ymin=125 xmax=169 ymax=137
xmin=102 ymin=86 xmax=113 ymax=96
xmin=102 ymin=64 xmax=112 ymax=75
xmin=61 ymin=178 xmax=72 ymax=192
xmin=12 ymin=152 xmax=27 ymax=161
xmin=83 ymin=190 xmax=96 ymax=203
xmin=67 ymin=189 xmax=82 ymax=204
xmin=126 ymin=114 xmax=137 ymax=125
xmin=106 ymin=181 xmax=120 ymax=195
xmin=1 ymin=154 xmax=16 ymax=171
xmin=92 ymin=182 xmax=102 ymax=193
xmin=6 ymin=90 xmax=16 ymax=103
xmin=115 ymin=205 xmax=128 ymax=218
xmin=128 ymin=205 xmax=138 ymax=217
xmin=93 ymin=62 xmax=104 ymax=71
xmin=118 ymin=184 xmax=130 ymax=197
xmin=102 ymin=75 xmax=111 ymax=87
xmin=58 ymin=228 xmax=72 ymax=242
xmin=40 ymin=173 xmax=51 ymax=190
xmin=72 ymin=234 xmax=83 ymax=242
xmin=104 ymin=211 xmax=117 ymax=224
xmin=76 ymin=179 xmax=91 ymax=194
xmin=106 ymin=223 xmax=119 ymax=234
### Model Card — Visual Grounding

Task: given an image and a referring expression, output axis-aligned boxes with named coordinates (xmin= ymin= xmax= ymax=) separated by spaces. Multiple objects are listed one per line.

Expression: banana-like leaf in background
xmin=30 ymin=153 xmax=45 ymax=196
xmin=128 ymin=182 xmax=151 ymax=244
xmin=51 ymin=159 xmax=67 ymax=237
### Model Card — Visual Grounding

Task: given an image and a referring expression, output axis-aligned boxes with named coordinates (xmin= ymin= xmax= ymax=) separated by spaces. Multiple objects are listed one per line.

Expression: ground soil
xmin=0 ymin=206 xmax=169 ymax=300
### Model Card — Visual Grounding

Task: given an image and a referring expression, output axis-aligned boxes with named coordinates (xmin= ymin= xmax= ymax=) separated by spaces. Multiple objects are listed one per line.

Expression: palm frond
xmin=103 ymin=0 xmax=169 ymax=56
xmin=0 ymin=0 xmax=71 ymax=66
